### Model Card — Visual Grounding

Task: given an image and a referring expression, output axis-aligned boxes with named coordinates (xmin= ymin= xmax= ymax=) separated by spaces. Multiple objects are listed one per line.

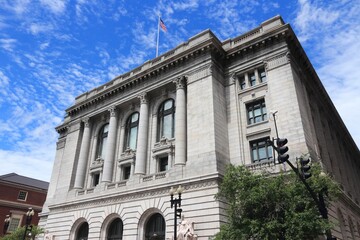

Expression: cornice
xmin=48 ymin=173 xmax=221 ymax=213
xmin=66 ymin=33 xmax=224 ymax=117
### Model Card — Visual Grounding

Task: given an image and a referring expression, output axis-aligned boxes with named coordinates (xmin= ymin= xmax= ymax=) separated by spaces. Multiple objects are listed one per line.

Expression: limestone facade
xmin=39 ymin=16 xmax=360 ymax=239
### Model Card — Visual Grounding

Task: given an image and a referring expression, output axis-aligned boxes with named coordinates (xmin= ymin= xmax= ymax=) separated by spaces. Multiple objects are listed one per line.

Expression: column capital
xmin=82 ymin=117 xmax=90 ymax=128
xmin=229 ymin=72 xmax=236 ymax=83
xmin=138 ymin=92 xmax=148 ymax=104
xmin=108 ymin=106 xmax=117 ymax=117
xmin=173 ymin=76 xmax=188 ymax=89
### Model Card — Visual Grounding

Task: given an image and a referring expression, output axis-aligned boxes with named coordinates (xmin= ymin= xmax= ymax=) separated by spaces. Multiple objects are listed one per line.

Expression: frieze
xmin=264 ymin=51 xmax=290 ymax=71
xmin=48 ymin=178 xmax=219 ymax=213
xmin=56 ymin=138 xmax=66 ymax=150
xmin=187 ymin=64 xmax=212 ymax=84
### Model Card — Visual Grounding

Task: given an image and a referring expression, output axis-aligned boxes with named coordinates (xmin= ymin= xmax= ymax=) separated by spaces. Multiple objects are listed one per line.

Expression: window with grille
xmin=247 ymin=99 xmax=267 ymax=124
xmin=17 ymin=190 xmax=28 ymax=201
xmin=250 ymin=137 xmax=273 ymax=162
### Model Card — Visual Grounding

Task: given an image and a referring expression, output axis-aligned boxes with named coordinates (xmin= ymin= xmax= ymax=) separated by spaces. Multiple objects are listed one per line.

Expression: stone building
xmin=39 ymin=16 xmax=360 ymax=239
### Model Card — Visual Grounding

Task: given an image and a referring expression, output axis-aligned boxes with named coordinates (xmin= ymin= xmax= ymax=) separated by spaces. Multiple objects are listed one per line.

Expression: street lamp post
xmin=22 ymin=208 xmax=34 ymax=240
xmin=169 ymin=185 xmax=184 ymax=240
xmin=3 ymin=215 xmax=10 ymax=235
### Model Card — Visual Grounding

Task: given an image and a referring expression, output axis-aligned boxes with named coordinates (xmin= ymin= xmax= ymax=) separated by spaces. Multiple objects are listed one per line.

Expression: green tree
xmin=1 ymin=225 xmax=44 ymax=240
xmin=215 ymin=163 xmax=339 ymax=240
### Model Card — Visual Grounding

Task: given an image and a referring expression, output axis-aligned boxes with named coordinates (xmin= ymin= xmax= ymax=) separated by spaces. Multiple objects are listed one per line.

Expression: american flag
xmin=160 ymin=18 xmax=167 ymax=32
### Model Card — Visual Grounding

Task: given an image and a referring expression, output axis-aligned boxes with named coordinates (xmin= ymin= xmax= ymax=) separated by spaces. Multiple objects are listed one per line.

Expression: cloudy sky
xmin=0 ymin=0 xmax=359 ymax=182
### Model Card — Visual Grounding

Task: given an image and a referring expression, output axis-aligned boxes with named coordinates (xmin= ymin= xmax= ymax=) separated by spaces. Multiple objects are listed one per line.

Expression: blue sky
xmin=0 ymin=0 xmax=359 ymax=182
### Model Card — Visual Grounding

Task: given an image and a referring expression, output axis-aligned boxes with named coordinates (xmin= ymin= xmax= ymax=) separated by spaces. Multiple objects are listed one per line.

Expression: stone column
xmin=254 ymin=68 xmax=260 ymax=84
xmin=174 ymin=76 xmax=187 ymax=165
xmin=102 ymin=107 xmax=118 ymax=182
xmin=74 ymin=118 xmax=91 ymax=189
xmin=135 ymin=93 xmax=149 ymax=175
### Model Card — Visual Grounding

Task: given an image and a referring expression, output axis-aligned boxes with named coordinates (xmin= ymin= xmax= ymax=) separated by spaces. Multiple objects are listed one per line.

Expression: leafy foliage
xmin=215 ymin=163 xmax=339 ymax=240
xmin=1 ymin=225 xmax=44 ymax=240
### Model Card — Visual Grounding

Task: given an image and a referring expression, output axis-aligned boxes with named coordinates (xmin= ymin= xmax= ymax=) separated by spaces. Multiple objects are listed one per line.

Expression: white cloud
xmin=1 ymin=0 xmax=31 ymax=15
xmin=28 ymin=23 xmax=54 ymax=35
xmin=293 ymin=0 xmax=360 ymax=147
xmin=40 ymin=0 xmax=68 ymax=15
xmin=0 ymin=38 xmax=17 ymax=52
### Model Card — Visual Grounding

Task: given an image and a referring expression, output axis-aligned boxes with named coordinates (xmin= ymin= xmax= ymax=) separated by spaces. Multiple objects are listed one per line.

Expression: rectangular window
xmin=123 ymin=165 xmax=131 ymax=180
xmin=17 ymin=191 xmax=28 ymax=201
xmin=250 ymin=138 xmax=272 ymax=162
xmin=159 ymin=156 xmax=168 ymax=172
xmin=93 ymin=173 xmax=100 ymax=187
xmin=258 ymin=68 xmax=266 ymax=83
xmin=8 ymin=218 xmax=21 ymax=232
xmin=247 ymin=99 xmax=267 ymax=124
xmin=249 ymin=72 xmax=256 ymax=86
xmin=239 ymin=76 xmax=246 ymax=90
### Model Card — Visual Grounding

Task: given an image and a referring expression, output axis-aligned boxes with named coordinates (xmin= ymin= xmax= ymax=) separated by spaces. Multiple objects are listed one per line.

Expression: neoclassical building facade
xmin=39 ymin=16 xmax=360 ymax=239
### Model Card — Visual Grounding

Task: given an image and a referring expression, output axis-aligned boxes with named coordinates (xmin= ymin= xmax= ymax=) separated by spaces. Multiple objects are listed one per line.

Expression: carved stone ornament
xmin=108 ymin=106 xmax=117 ymax=117
xmin=176 ymin=216 xmax=198 ymax=240
xmin=82 ymin=117 xmax=90 ymax=128
xmin=138 ymin=92 xmax=148 ymax=104
xmin=174 ymin=76 xmax=188 ymax=89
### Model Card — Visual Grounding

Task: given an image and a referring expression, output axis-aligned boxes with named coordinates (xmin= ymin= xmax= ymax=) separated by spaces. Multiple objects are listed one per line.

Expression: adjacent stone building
xmin=39 ymin=16 xmax=360 ymax=239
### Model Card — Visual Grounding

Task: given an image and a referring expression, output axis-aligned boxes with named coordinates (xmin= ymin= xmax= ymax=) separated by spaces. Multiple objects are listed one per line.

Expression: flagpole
xmin=156 ymin=15 xmax=160 ymax=57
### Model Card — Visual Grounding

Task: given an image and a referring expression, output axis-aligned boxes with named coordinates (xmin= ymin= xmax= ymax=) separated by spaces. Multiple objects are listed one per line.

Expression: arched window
xmin=145 ymin=213 xmax=165 ymax=240
xmin=107 ymin=218 xmax=123 ymax=240
xmin=76 ymin=222 xmax=89 ymax=240
xmin=157 ymin=99 xmax=175 ymax=141
xmin=97 ymin=123 xmax=109 ymax=159
xmin=125 ymin=112 xmax=139 ymax=150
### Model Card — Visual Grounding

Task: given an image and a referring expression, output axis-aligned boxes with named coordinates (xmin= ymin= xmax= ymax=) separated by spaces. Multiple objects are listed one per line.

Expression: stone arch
xmin=138 ymin=208 xmax=166 ymax=240
xmin=100 ymin=213 xmax=123 ymax=240
xmin=151 ymin=92 xmax=176 ymax=115
xmin=70 ymin=217 xmax=88 ymax=240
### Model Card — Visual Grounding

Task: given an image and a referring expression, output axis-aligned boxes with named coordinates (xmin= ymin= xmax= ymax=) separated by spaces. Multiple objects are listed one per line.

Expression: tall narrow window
xmin=157 ymin=99 xmax=175 ymax=141
xmin=250 ymin=137 xmax=272 ymax=162
xmin=158 ymin=156 xmax=168 ymax=172
xmin=122 ymin=165 xmax=131 ymax=180
xmin=125 ymin=112 xmax=139 ymax=150
xmin=97 ymin=124 xmax=109 ymax=159
xmin=145 ymin=213 xmax=165 ymax=240
xmin=239 ymin=76 xmax=246 ymax=90
xmin=17 ymin=190 xmax=28 ymax=201
xmin=76 ymin=222 xmax=89 ymax=240
xmin=258 ymin=68 xmax=266 ymax=83
xmin=107 ymin=218 xmax=123 ymax=240
xmin=249 ymin=72 xmax=256 ymax=86
xmin=92 ymin=173 xmax=100 ymax=187
xmin=247 ymin=99 xmax=267 ymax=124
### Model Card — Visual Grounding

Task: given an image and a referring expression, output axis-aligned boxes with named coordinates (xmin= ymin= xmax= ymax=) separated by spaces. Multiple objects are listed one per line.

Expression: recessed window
xmin=17 ymin=191 xmax=28 ymax=201
xmin=239 ymin=76 xmax=246 ymax=90
xmin=157 ymin=99 xmax=175 ymax=141
xmin=249 ymin=72 xmax=256 ymax=86
xmin=159 ymin=156 xmax=168 ymax=172
xmin=125 ymin=112 xmax=139 ymax=150
xmin=259 ymin=68 xmax=266 ymax=83
xmin=97 ymin=124 xmax=109 ymax=159
xmin=93 ymin=173 xmax=100 ymax=187
xmin=76 ymin=222 xmax=89 ymax=240
xmin=250 ymin=137 xmax=273 ymax=162
xmin=247 ymin=99 xmax=267 ymax=124
xmin=8 ymin=217 xmax=21 ymax=232
xmin=122 ymin=165 xmax=131 ymax=180
xmin=145 ymin=213 xmax=165 ymax=240
xmin=107 ymin=218 xmax=123 ymax=240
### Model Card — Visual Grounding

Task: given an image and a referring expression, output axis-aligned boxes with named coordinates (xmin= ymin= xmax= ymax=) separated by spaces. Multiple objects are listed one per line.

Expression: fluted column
xmin=135 ymin=93 xmax=149 ymax=175
xmin=102 ymin=107 xmax=118 ymax=182
xmin=174 ymin=76 xmax=187 ymax=165
xmin=74 ymin=118 xmax=91 ymax=189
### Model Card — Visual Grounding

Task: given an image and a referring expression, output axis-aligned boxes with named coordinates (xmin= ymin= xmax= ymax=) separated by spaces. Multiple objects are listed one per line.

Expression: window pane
xmin=131 ymin=112 xmax=139 ymax=123
xmin=8 ymin=218 xmax=20 ymax=232
xmin=239 ymin=76 xmax=246 ymax=89
xmin=249 ymin=73 xmax=256 ymax=86
xmin=259 ymin=68 xmax=266 ymax=82
xmin=164 ymin=100 xmax=173 ymax=110
xmin=103 ymin=124 xmax=109 ymax=134
xmin=258 ymin=146 xmax=266 ymax=160
xmin=128 ymin=127 xmax=138 ymax=149
xmin=100 ymin=137 xmax=107 ymax=159
xmin=162 ymin=115 xmax=173 ymax=138
xmin=252 ymin=149 xmax=258 ymax=161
